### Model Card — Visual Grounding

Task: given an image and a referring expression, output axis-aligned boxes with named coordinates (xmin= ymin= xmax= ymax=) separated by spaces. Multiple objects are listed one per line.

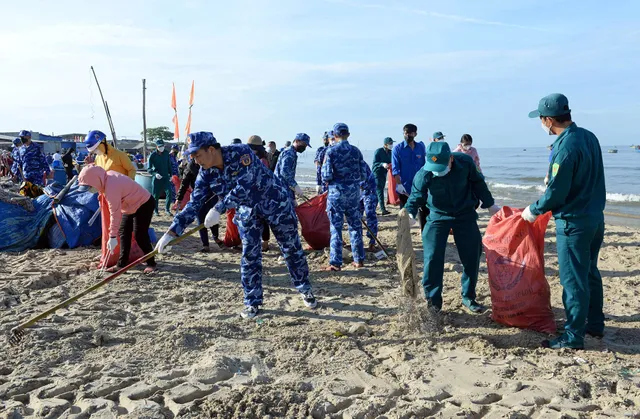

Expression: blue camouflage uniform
xmin=18 ymin=141 xmax=50 ymax=186
xmin=170 ymin=147 xmax=180 ymax=176
xmin=360 ymin=163 xmax=379 ymax=247
xmin=274 ymin=146 xmax=299 ymax=204
xmin=170 ymin=134 xmax=312 ymax=307
xmin=10 ymin=139 xmax=23 ymax=182
xmin=314 ymin=146 xmax=328 ymax=192
xmin=321 ymin=123 xmax=368 ymax=267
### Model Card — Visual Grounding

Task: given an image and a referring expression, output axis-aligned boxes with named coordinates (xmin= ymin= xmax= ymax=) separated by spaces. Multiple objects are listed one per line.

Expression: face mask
xmin=158 ymin=146 xmax=165 ymax=152
xmin=432 ymin=164 xmax=451 ymax=177
xmin=94 ymin=145 xmax=105 ymax=156
xmin=541 ymin=121 xmax=553 ymax=136
xmin=294 ymin=145 xmax=307 ymax=153
xmin=462 ymin=144 xmax=471 ymax=151
xmin=404 ymin=134 xmax=414 ymax=143
xmin=21 ymin=138 xmax=29 ymax=144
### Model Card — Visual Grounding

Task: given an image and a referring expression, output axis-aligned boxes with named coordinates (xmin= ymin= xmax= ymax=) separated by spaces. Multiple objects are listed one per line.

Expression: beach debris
xmin=396 ymin=209 xmax=419 ymax=298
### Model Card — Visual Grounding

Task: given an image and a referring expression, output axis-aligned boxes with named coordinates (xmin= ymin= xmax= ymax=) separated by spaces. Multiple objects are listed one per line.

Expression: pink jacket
xmin=79 ymin=165 xmax=151 ymax=237
xmin=453 ymin=145 xmax=481 ymax=172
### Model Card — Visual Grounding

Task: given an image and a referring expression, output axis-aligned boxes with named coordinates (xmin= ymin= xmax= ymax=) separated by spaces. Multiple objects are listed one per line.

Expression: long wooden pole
xmin=142 ymin=79 xmax=148 ymax=161
xmin=90 ymin=66 xmax=118 ymax=149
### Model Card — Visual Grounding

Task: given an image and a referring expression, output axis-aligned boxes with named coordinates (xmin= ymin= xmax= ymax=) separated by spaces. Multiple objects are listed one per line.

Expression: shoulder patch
xmin=240 ymin=154 xmax=251 ymax=166
xmin=552 ymin=163 xmax=560 ymax=177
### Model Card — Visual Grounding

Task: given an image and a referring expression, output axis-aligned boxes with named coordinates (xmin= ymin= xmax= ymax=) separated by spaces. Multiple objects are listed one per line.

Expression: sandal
xmin=352 ymin=262 xmax=364 ymax=269
xmin=324 ymin=265 xmax=341 ymax=272
xmin=144 ymin=266 xmax=157 ymax=275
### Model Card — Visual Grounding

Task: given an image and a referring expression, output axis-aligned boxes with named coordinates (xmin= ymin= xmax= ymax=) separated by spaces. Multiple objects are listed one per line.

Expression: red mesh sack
xmin=482 ymin=206 xmax=555 ymax=334
xmin=295 ymin=192 xmax=330 ymax=250
xmin=224 ymin=208 xmax=241 ymax=247
xmin=387 ymin=168 xmax=400 ymax=205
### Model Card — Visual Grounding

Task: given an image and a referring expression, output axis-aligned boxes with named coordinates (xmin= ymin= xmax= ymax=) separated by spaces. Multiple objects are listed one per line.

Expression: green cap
xmin=432 ymin=131 xmax=445 ymax=140
xmin=528 ymin=93 xmax=571 ymax=118
xmin=155 ymin=139 xmax=165 ymax=147
xmin=424 ymin=141 xmax=451 ymax=172
xmin=383 ymin=137 xmax=394 ymax=145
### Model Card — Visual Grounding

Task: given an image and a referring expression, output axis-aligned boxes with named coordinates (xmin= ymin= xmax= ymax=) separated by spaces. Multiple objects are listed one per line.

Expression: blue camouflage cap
xmin=424 ymin=141 xmax=452 ymax=172
xmin=171 ymin=144 xmax=179 ymax=150
xmin=186 ymin=131 xmax=217 ymax=154
xmin=322 ymin=131 xmax=330 ymax=141
xmin=18 ymin=130 xmax=31 ymax=138
xmin=528 ymin=93 xmax=571 ymax=118
xmin=333 ymin=123 xmax=349 ymax=137
xmin=294 ymin=133 xmax=311 ymax=147
xmin=13 ymin=137 xmax=21 ymax=146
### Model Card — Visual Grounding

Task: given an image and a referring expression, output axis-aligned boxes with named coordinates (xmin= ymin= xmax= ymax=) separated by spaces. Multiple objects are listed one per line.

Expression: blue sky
xmin=1 ymin=0 xmax=638 ymax=149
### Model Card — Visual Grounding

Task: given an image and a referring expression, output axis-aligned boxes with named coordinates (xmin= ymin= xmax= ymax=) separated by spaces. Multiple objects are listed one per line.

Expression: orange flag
xmin=171 ymin=83 xmax=179 ymax=140
xmin=171 ymin=83 xmax=177 ymax=111
xmin=184 ymin=81 xmax=195 ymax=138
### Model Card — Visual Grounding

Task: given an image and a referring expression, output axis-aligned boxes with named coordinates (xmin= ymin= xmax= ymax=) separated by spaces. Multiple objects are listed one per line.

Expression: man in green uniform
xmin=148 ymin=139 xmax=174 ymax=216
xmin=406 ymin=142 xmax=500 ymax=313
xmin=522 ymin=93 xmax=606 ymax=350
xmin=372 ymin=137 xmax=394 ymax=215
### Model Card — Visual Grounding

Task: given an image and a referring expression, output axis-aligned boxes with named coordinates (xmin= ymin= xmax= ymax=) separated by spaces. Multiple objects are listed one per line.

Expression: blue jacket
xmin=314 ymin=146 xmax=327 ymax=186
xmin=361 ymin=163 xmax=377 ymax=196
xmin=18 ymin=142 xmax=50 ymax=185
xmin=274 ymin=146 xmax=298 ymax=191
xmin=321 ymin=140 xmax=368 ymax=187
xmin=170 ymin=144 xmax=291 ymax=235
xmin=392 ymin=140 xmax=426 ymax=192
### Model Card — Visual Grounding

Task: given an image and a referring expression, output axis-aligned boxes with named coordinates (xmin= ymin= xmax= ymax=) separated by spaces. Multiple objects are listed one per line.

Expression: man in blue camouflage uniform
xmin=17 ymin=130 xmax=50 ymax=186
xmin=274 ymin=133 xmax=311 ymax=205
xmin=155 ymin=132 xmax=317 ymax=319
xmin=10 ymin=138 xmax=23 ymax=183
xmin=360 ymin=163 xmax=379 ymax=252
xmin=314 ymin=132 xmax=331 ymax=194
xmin=321 ymin=122 xmax=368 ymax=271
xmin=169 ymin=144 xmax=180 ymax=177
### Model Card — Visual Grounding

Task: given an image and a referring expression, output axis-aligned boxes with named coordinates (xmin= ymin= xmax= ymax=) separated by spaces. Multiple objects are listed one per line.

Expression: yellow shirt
xmin=95 ymin=146 xmax=136 ymax=179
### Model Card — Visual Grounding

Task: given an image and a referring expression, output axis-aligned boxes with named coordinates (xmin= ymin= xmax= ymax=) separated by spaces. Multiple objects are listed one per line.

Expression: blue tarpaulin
xmin=0 ymin=183 xmax=101 ymax=252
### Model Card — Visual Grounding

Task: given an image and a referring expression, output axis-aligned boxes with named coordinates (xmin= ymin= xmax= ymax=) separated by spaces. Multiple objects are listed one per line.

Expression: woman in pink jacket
xmin=453 ymin=134 xmax=482 ymax=172
xmin=78 ymin=165 xmax=157 ymax=273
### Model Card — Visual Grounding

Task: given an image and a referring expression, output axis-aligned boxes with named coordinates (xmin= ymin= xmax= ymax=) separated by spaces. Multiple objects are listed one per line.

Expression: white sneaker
xmin=240 ymin=305 xmax=260 ymax=319
xmin=301 ymin=291 xmax=318 ymax=309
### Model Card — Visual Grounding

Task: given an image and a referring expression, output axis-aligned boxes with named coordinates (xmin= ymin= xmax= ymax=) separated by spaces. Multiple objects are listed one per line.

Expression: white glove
xmin=204 ymin=208 xmax=221 ymax=228
xmin=294 ymin=185 xmax=303 ymax=197
xmin=521 ymin=206 xmax=538 ymax=223
xmin=315 ymin=185 xmax=321 ymax=194
xmin=382 ymin=163 xmax=390 ymax=169
xmin=488 ymin=205 xmax=500 ymax=216
xmin=408 ymin=215 xmax=418 ymax=228
xmin=544 ymin=174 xmax=549 ymax=187
xmin=396 ymin=184 xmax=407 ymax=195
xmin=106 ymin=237 xmax=118 ymax=252
xmin=155 ymin=173 xmax=163 ymax=180
xmin=155 ymin=233 xmax=174 ymax=254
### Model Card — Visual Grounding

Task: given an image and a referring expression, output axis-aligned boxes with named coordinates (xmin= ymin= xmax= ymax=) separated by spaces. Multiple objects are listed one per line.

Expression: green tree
xmin=142 ymin=126 xmax=174 ymax=143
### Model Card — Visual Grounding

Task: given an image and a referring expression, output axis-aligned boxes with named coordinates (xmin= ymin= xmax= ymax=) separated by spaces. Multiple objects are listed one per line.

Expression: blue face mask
xmin=432 ymin=165 xmax=451 ymax=177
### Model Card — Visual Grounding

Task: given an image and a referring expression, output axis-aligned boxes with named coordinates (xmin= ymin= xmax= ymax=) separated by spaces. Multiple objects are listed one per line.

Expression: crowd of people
xmin=3 ymin=93 xmax=607 ymax=349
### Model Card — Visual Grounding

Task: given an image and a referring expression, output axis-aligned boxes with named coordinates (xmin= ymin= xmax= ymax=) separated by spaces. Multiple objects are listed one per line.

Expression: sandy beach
xmin=1 ymin=191 xmax=639 ymax=418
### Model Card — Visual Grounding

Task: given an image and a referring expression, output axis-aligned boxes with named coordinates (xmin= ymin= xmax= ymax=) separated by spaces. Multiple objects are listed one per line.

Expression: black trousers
xmin=197 ymin=196 xmax=220 ymax=247
xmin=399 ymin=194 xmax=428 ymax=232
xmin=118 ymin=196 xmax=157 ymax=268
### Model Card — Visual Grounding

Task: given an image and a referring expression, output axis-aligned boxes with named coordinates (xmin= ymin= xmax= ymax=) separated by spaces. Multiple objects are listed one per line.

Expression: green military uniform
xmin=527 ymin=94 xmax=606 ymax=349
xmin=371 ymin=138 xmax=394 ymax=213
xmin=405 ymin=142 xmax=496 ymax=312
xmin=148 ymin=140 xmax=174 ymax=215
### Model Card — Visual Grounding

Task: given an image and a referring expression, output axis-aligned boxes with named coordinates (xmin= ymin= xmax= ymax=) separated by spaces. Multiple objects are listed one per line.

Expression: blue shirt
xmin=392 ymin=140 xmax=426 ymax=192
xmin=321 ymin=140 xmax=368 ymax=187
xmin=169 ymin=144 xmax=290 ymax=235
xmin=314 ymin=146 xmax=327 ymax=186
xmin=274 ymin=146 xmax=298 ymax=190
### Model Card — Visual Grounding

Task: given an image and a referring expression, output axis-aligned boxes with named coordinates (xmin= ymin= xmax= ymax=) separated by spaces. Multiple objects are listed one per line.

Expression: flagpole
xmin=142 ymin=79 xmax=148 ymax=161
xmin=90 ymin=66 xmax=118 ymax=149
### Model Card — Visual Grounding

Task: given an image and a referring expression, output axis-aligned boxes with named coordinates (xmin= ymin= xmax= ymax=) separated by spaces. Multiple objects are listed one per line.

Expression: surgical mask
xmin=158 ymin=146 xmax=165 ymax=152
xmin=462 ymin=144 xmax=471 ymax=151
xmin=294 ymin=145 xmax=307 ymax=153
xmin=432 ymin=165 xmax=451 ymax=177
xmin=94 ymin=145 xmax=105 ymax=156
xmin=541 ymin=121 xmax=553 ymax=136
xmin=404 ymin=135 xmax=415 ymax=143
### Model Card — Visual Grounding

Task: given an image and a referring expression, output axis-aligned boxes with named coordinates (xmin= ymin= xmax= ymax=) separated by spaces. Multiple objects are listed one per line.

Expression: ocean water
xmin=293 ymin=144 xmax=640 ymax=222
